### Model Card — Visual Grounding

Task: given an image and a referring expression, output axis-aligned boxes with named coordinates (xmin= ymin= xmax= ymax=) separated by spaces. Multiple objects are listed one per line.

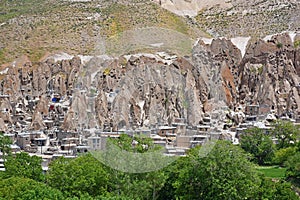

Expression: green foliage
xmin=1 ymin=137 xmax=299 ymax=199
xmin=0 ymin=177 xmax=64 ymax=200
xmin=0 ymin=132 xmax=12 ymax=159
xmin=90 ymin=88 xmax=97 ymax=95
xmin=110 ymin=134 xmax=161 ymax=153
xmin=103 ymin=68 xmax=111 ymax=76
xmin=157 ymin=157 xmax=186 ymax=200
xmin=258 ymin=177 xmax=299 ymax=200
xmin=106 ymin=134 xmax=167 ymax=199
xmin=272 ymin=120 xmax=299 ymax=149
xmin=174 ymin=141 xmax=261 ymax=200
xmin=47 ymin=154 xmax=109 ymax=198
xmin=258 ymin=65 xmax=264 ymax=74
xmin=240 ymin=127 xmax=275 ymax=165
xmin=107 ymin=168 xmax=167 ymax=200
xmin=4 ymin=152 xmax=44 ymax=181
xmin=0 ymin=0 xmax=50 ymax=23
xmin=257 ymin=166 xmax=287 ymax=178
xmin=285 ymin=152 xmax=300 ymax=181
xmin=294 ymin=40 xmax=300 ymax=48
xmin=276 ymin=42 xmax=283 ymax=48
xmin=273 ymin=147 xmax=297 ymax=166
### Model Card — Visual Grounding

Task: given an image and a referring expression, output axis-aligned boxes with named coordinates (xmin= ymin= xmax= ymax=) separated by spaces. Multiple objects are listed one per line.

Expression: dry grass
xmin=0 ymin=0 xmax=208 ymax=65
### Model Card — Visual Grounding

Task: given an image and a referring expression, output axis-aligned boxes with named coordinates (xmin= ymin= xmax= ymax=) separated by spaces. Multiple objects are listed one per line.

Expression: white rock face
xmin=50 ymin=53 xmax=73 ymax=62
xmin=201 ymin=38 xmax=214 ymax=45
xmin=263 ymin=34 xmax=275 ymax=42
xmin=68 ymin=0 xmax=91 ymax=2
xmin=49 ymin=53 xmax=111 ymax=65
xmin=160 ymin=0 xmax=232 ymax=17
xmin=264 ymin=31 xmax=299 ymax=43
xmin=230 ymin=36 xmax=251 ymax=57
xmin=288 ymin=31 xmax=297 ymax=43
xmin=0 ymin=68 xmax=9 ymax=75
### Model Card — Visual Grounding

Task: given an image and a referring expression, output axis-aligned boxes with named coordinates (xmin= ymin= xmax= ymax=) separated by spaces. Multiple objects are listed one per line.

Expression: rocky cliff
xmin=194 ymin=32 xmax=300 ymax=118
xmin=0 ymin=32 xmax=299 ymax=132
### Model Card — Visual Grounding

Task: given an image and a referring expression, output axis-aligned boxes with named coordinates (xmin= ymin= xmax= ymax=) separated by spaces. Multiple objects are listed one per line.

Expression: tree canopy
xmin=272 ymin=120 xmax=299 ymax=149
xmin=1 ymin=133 xmax=299 ymax=199
xmin=174 ymin=141 xmax=262 ymax=200
xmin=0 ymin=177 xmax=64 ymax=200
xmin=0 ymin=132 xmax=12 ymax=159
xmin=240 ymin=127 xmax=275 ymax=165
xmin=4 ymin=152 xmax=44 ymax=182
xmin=46 ymin=154 xmax=109 ymax=198
xmin=285 ymin=152 xmax=300 ymax=182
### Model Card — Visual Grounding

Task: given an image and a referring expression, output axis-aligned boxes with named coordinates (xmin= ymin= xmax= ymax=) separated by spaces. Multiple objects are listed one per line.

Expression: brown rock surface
xmin=0 ymin=32 xmax=299 ymax=131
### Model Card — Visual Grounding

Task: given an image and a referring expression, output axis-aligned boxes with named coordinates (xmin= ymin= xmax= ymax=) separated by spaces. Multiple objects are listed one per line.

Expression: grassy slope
xmin=0 ymin=0 xmax=51 ymax=23
xmin=0 ymin=0 xmax=208 ymax=65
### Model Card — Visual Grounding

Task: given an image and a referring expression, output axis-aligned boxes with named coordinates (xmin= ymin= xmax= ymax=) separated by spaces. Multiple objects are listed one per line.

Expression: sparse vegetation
xmin=0 ymin=49 xmax=7 ymax=63
xmin=103 ymin=68 xmax=111 ymax=76
xmin=0 ymin=0 xmax=50 ymax=23
xmin=277 ymin=42 xmax=283 ymax=48
xmin=0 ymin=0 xmax=207 ymax=65
xmin=294 ymin=40 xmax=300 ymax=48
xmin=258 ymin=65 xmax=264 ymax=74
xmin=195 ymin=1 xmax=294 ymax=38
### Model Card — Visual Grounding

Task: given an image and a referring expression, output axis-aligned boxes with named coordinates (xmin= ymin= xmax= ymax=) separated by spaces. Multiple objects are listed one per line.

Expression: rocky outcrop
xmin=192 ymin=38 xmax=242 ymax=110
xmin=239 ymin=33 xmax=300 ymax=116
xmin=192 ymin=32 xmax=300 ymax=117
xmin=158 ymin=0 xmax=232 ymax=17
xmin=93 ymin=55 xmax=204 ymax=130
xmin=0 ymin=32 xmax=299 ymax=132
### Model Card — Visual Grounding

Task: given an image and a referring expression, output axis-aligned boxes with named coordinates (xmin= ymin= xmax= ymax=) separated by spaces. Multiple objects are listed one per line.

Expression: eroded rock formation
xmin=0 ymin=32 xmax=299 ymax=132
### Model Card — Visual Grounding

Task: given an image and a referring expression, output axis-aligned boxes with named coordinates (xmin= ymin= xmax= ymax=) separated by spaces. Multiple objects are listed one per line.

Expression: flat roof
xmin=159 ymin=126 xmax=176 ymax=130
xmin=34 ymin=138 xmax=47 ymax=141
xmin=192 ymin=135 xmax=209 ymax=138
xmin=172 ymin=123 xmax=186 ymax=126
xmin=197 ymin=125 xmax=211 ymax=128
xmin=61 ymin=143 xmax=77 ymax=147
xmin=88 ymin=136 xmax=101 ymax=139
xmin=75 ymin=146 xmax=90 ymax=149
xmin=62 ymin=137 xmax=79 ymax=141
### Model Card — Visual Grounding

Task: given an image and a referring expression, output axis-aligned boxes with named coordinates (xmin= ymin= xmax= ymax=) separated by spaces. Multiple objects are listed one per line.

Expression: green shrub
xmin=273 ymin=147 xmax=297 ymax=166
xmin=294 ymin=40 xmax=300 ymax=48
xmin=276 ymin=43 xmax=283 ymax=48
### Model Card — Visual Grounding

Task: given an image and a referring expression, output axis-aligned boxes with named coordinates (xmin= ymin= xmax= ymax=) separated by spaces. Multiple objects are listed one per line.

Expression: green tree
xmin=273 ymin=147 xmax=297 ymax=166
xmin=285 ymin=152 xmax=300 ymax=183
xmin=47 ymin=154 xmax=109 ymax=198
xmin=0 ymin=176 xmax=64 ymax=200
xmin=272 ymin=120 xmax=299 ymax=149
xmin=258 ymin=177 xmax=299 ymax=200
xmin=4 ymin=152 xmax=44 ymax=182
xmin=107 ymin=169 xmax=167 ymax=200
xmin=0 ymin=132 xmax=12 ymax=159
xmin=111 ymin=134 xmax=161 ymax=153
xmin=174 ymin=141 xmax=261 ymax=200
xmin=106 ymin=134 xmax=167 ymax=199
xmin=240 ymin=127 xmax=275 ymax=165
xmin=157 ymin=157 xmax=186 ymax=200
